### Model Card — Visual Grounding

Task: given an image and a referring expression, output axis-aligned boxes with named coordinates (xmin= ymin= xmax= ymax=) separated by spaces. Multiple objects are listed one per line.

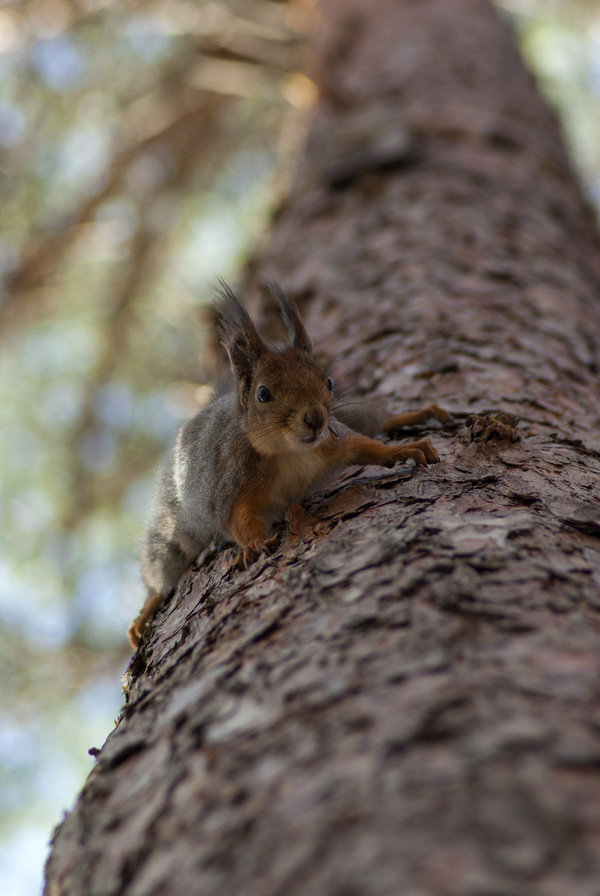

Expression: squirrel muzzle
xmin=288 ymin=402 xmax=328 ymax=448
xmin=302 ymin=405 xmax=326 ymax=439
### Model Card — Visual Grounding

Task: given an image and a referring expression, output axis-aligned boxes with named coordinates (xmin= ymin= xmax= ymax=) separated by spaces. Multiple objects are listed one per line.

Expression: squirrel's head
xmin=213 ymin=279 xmax=334 ymax=455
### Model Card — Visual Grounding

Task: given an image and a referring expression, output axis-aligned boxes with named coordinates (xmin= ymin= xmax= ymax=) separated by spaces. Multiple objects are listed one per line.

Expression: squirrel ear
xmin=212 ymin=279 xmax=266 ymax=404
xmin=262 ymin=278 xmax=312 ymax=353
xmin=227 ymin=333 xmax=264 ymax=404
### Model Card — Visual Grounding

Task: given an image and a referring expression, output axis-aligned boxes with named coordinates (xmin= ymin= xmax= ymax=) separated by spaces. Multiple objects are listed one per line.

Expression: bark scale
xmin=45 ymin=2 xmax=600 ymax=895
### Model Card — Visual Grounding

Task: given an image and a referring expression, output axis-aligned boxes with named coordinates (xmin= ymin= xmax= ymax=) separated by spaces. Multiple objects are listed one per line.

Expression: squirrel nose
xmin=303 ymin=406 xmax=325 ymax=434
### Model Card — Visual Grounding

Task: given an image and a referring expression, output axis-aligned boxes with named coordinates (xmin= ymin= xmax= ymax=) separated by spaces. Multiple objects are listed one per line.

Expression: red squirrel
xmin=128 ymin=281 xmax=450 ymax=647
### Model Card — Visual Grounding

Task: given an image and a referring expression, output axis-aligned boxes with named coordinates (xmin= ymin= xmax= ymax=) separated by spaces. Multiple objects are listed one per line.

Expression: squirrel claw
xmin=410 ymin=439 xmax=439 ymax=465
xmin=234 ymin=547 xmax=256 ymax=570
xmin=389 ymin=438 xmax=439 ymax=467
xmin=234 ymin=535 xmax=279 ymax=570
xmin=421 ymin=440 xmax=440 ymax=464
xmin=261 ymin=534 xmax=280 ymax=555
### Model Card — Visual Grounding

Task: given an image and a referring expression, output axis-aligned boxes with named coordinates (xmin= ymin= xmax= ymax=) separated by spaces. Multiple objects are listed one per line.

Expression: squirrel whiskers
xmin=128 ymin=281 xmax=451 ymax=648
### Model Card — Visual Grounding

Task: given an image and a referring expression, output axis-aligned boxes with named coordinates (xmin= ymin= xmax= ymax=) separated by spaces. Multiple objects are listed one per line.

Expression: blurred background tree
xmin=0 ymin=1 xmax=598 ymax=894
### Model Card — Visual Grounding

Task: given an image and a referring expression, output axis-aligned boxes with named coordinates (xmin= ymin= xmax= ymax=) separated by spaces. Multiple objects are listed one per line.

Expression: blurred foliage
xmin=0 ymin=1 xmax=316 ymax=893
xmin=0 ymin=1 xmax=599 ymax=895
xmin=499 ymin=0 xmax=600 ymax=210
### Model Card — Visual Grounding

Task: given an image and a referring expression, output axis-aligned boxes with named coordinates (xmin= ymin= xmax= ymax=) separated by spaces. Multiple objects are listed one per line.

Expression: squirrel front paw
xmin=234 ymin=534 xmax=280 ymax=570
xmin=427 ymin=404 xmax=453 ymax=424
xmin=388 ymin=438 xmax=439 ymax=467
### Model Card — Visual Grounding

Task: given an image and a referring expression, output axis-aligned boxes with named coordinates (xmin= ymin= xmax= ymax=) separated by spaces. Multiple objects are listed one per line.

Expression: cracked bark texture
xmin=45 ymin=1 xmax=600 ymax=895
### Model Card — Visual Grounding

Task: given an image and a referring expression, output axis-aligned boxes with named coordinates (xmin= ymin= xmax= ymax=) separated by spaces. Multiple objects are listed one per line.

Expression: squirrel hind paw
xmin=233 ymin=535 xmax=280 ymax=571
xmin=262 ymin=533 xmax=280 ymax=553
xmin=128 ymin=618 xmax=143 ymax=649
xmin=127 ymin=591 xmax=165 ymax=649
xmin=233 ymin=546 xmax=257 ymax=570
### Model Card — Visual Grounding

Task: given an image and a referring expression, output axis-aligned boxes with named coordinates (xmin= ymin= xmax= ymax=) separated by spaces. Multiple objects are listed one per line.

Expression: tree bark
xmin=45 ymin=1 xmax=600 ymax=895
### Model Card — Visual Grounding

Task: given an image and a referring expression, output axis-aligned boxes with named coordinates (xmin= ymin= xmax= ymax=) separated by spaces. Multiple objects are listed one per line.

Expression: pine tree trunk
xmin=45 ymin=1 xmax=600 ymax=894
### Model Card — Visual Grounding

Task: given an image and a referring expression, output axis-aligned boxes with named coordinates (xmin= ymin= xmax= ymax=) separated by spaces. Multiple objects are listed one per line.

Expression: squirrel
xmin=128 ymin=281 xmax=451 ymax=648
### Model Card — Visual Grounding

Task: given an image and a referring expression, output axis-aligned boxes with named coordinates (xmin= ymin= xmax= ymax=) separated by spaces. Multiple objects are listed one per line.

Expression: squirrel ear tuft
xmin=211 ymin=279 xmax=266 ymax=404
xmin=262 ymin=278 xmax=312 ymax=353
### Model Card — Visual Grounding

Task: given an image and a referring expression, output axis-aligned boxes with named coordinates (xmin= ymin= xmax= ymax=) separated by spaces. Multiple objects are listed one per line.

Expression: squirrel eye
xmin=326 ymin=377 xmax=334 ymax=392
xmin=257 ymin=385 xmax=272 ymax=403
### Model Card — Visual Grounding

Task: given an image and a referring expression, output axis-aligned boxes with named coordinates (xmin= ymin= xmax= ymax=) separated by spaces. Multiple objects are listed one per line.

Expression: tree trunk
xmin=45 ymin=1 xmax=600 ymax=895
